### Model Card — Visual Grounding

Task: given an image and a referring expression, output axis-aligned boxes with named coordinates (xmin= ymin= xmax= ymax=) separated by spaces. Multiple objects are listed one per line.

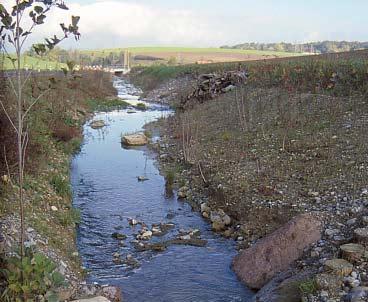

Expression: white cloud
xmin=2 ymin=0 xmax=221 ymax=50
xmin=2 ymin=0 xmax=367 ymax=50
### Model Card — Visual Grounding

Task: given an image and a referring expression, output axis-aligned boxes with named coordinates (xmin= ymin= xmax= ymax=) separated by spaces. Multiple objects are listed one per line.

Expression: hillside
xmin=1 ymin=55 xmax=66 ymax=70
xmin=131 ymin=49 xmax=368 ymax=302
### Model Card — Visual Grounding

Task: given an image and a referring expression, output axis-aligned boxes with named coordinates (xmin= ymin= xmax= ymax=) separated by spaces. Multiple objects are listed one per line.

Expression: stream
xmin=71 ymin=77 xmax=253 ymax=302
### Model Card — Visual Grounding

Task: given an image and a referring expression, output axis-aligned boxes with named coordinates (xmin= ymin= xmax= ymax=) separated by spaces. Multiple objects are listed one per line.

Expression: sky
xmin=2 ymin=0 xmax=368 ymax=50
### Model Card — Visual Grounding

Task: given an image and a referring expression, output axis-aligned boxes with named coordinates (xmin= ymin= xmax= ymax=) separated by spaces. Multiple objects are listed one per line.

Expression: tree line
xmin=221 ymin=41 xmax=368 ymax=54
xmin=26 ymin=47 xmax=125 ymax=67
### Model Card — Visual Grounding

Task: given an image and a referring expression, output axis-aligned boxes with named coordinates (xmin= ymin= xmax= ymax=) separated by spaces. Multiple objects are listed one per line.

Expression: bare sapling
xmin=181 ymin=113 xmax=198 ymax=165
xmin=0 ymin=0 xmax=80 ymax=258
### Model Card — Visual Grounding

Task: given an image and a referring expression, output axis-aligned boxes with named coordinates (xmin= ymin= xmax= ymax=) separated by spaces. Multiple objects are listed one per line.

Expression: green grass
xmin=1 ymin=55 xmax=66 ymax=70
xmin=80 ymin=46 xmax=300 ymax=57
xmin=49 ymin=174 xmax=71 ymax=198
xmin=298 ymin=279 xmax=318 ymax=295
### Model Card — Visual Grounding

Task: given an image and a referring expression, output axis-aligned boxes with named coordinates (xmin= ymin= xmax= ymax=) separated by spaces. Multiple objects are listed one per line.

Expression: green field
xmin=1 ymin=55 xmax=66 ymax=70
xmin=81 ymin=46 xmax=300 ymax=57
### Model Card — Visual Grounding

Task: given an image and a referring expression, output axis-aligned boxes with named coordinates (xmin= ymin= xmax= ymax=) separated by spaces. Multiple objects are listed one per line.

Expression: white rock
xmin=140 ymin=230 xmax=152 ymax=240
xmin=180 ymin=235 xmax=191 ymax=240
xmin=51 ymin=206 xmax=58 ymax=212
xmin=200 ymin=203 xmax=211 ymax=213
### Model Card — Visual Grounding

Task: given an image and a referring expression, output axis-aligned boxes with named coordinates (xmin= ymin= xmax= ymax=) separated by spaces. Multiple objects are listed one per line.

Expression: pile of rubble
xmin=180 ymin=70 xmax=249 ymax=109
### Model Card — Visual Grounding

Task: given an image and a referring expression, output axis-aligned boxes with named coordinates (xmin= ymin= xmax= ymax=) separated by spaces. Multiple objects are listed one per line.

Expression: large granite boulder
xmin=233 ymin=213 xmax=323 ymax=289
xmin=121 ymin=133 xmax=148 ymax=146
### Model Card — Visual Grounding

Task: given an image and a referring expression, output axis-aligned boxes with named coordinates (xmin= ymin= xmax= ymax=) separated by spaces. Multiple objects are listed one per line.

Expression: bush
xmin=1 ymin=250 xmax=66 ymax=302
xmin=165 ymin=170 xmax=175 ymax=187
xmin=52 ymin=121 xmax=81 ymax=142
xmin=135 ymin=102 xmax=147 ymax=111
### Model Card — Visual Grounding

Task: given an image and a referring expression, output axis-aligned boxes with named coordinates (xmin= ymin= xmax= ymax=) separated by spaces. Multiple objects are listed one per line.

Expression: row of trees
xmin=221 ymin=41 xmax=368 ymax=54
xmin=26 ymin=47 xmax=126 ymax=66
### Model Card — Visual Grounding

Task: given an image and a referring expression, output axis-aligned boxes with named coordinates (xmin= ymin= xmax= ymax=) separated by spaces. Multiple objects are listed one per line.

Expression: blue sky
xmin=4 ymin=0 xmax=368 ymax=49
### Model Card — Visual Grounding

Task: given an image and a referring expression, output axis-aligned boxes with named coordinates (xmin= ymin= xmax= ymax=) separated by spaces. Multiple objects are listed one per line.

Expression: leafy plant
xmin=1 ymin=250 xmax=66 ymax=302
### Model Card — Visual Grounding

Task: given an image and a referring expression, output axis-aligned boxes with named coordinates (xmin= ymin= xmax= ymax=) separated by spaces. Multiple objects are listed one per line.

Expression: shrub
xmin=135 ymin=102 xmax=147 ymax=111
xmin=1 ymin=250 xmax=66 ymax=302
xmin=165 ymin=170 xmax=175 ymax=187
xmin=52 ymin=121 xmax=81 ymax=142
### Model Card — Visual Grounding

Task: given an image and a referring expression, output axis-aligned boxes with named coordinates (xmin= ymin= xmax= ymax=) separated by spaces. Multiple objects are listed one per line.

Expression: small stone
xmin=345 ymin=276 xmax=360 ymax=288
xmin=347 ymin=218 xmax=358 ymax=225
xmin=177 ymin=189 xmax=187 ymax=199
xmin=311 ymin=250 xmax=319 ymax=258
xmin=151 ymin=227 xmax=162 ymax=236
xmin=128 ymin=218 xmax=138 ymax=226
xmin=51 ymin=206 xmax=58 ymax=211
xmin=325 ymin=229 xmax=340 ymax=237
xmin=222 ymin=214 xmax=231 ymax=226
xmin=137 ymin=176 xmax=149 ymax=182
xmin=111 ymin=232 xmax=127 ymax=240
xmin=354 ymin=228 xmax=368 ymax=246
xmin=200 ymin=203 xmax=211 ymax=213
xmin=139 ymin=230 xmax=152 ymax=240
xmin=349 ymin=287 xmax=368 ymax=301
xmin=180 ymin=235 xmax=191 ymax=240
xmin=308 ymin=191 xmax=320 ymax=197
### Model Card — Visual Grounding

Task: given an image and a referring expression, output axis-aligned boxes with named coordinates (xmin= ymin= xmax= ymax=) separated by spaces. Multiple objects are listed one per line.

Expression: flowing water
xmin=71 ymin=78 xmax=253 ymax=302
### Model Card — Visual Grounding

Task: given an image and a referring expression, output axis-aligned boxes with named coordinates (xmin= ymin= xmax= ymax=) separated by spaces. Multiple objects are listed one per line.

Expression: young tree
xmin=0 ymin=0 xmax=80 ymax=258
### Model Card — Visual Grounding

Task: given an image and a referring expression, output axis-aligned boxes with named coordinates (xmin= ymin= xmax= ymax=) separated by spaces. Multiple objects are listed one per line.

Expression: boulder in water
xmin=121 ymin=133 xmax=148 ymax=146
xmin=90 ymin=120 xmax=106 ymax=129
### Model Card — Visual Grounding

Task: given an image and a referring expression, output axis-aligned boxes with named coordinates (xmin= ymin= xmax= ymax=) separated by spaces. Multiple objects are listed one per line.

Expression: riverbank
xmin=0 ymin=71 xmax=125 ymax=301
xmin=132 ymin=53 xmax=368 ymax=301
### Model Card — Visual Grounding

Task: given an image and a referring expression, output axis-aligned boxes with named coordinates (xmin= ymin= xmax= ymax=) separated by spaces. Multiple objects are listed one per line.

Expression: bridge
xmin=88 ymin=50 xmax=132 ymax=76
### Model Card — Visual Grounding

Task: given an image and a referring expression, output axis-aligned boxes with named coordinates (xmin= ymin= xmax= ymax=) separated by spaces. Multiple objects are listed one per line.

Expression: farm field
xmin=1 ymin=55 xmax=66 ymax=70
xmin=81 ymin=46 xmax=301 ymax=65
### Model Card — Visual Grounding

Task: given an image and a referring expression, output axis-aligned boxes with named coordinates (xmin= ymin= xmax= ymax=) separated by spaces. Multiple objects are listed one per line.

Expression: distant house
xmin=196 ymin=60 xmax=214 ymax=65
